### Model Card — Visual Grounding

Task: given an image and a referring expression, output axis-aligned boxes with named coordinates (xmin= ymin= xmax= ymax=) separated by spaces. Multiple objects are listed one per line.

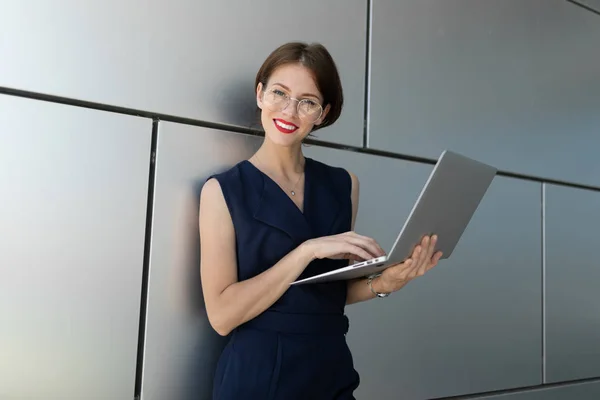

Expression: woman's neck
xmin=252 ymin=141 xmax=305 ymax=179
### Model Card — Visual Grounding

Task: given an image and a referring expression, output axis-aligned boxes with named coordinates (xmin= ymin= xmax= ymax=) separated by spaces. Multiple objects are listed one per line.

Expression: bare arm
xmin=345 ymin=172 xmax=408 ymax=305
xmin=199 ymin=178 xmax=314 ymax=336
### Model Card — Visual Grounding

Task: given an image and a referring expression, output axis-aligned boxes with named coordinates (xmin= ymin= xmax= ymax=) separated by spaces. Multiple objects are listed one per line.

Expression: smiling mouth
xmin=273 ymin=119 xmax=299 ymax=134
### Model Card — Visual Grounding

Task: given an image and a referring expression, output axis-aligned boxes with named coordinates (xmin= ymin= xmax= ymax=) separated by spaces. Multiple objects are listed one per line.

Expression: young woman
xmin=199 ymin=41 xmax=442 ymax=400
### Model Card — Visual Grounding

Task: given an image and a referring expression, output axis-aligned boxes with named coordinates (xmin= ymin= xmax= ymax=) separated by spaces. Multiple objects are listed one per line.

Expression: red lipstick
xmin=273 ymin=118 xmax=299 ymax=134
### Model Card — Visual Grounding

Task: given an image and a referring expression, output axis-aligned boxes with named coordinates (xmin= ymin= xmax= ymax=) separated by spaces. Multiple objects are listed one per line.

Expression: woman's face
xmin=256 ymin=63 xmax=329 ymax=148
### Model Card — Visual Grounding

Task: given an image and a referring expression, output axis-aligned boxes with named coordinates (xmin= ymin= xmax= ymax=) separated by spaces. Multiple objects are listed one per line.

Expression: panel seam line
xmin=362 ymin=0 xmax=373 ymax=148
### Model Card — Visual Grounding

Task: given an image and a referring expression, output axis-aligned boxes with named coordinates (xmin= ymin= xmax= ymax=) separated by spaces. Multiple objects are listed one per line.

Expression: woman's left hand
xmin=379 ymin=234 xmax=443 ymax=293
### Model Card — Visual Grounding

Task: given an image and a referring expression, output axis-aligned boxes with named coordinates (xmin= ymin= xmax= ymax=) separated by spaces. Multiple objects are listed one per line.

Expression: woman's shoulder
xmin=207 ymin=160 xmax=246 ymax=184
xmin=202 ymin=161 xmax=248 ymax=204
xmin=308 ymin=157 xmax=357 ymax=190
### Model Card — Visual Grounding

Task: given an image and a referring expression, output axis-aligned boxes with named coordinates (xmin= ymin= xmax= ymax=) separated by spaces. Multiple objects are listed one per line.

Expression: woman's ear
xmin=314 ymin=103 xmax=331 ymax=126
xmin=256 ymin=82 xmax=264 ymax=109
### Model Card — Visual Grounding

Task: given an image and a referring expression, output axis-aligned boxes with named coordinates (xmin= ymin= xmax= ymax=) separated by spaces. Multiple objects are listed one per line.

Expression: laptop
xmin=291 ymin=150 xmax=497 ymax=285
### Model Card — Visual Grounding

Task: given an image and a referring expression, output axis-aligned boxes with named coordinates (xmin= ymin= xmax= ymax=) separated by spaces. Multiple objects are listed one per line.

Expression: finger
xmin=347 ymin=254 xmax=367 ymax=262
xmin=417 ymin=257 xmax=429 ymax=276
xmin=426 ymin=235 xmax=437 ymax=260
xmin=344 ymin=235 xmax=385 ymax=258
xmin=410 ymin=245 xmax=422 ymax=264
xmin=433 ymin=251 xmax=443 ymax=264
xmin=418 ymin=235 xmax=430 ymax=266
xmin=419 ymin=236 xmax=435 ymax=265
xmin=392 ymin=259 xmax=413 ymax=280
xmin=356 ymin=234 xmax=386 ymax=257
xmin=411 ymin=243 xmax=427 ymax=277
xmin=343 ymin=250 xmax=368 ymax=262
xmin=345 ymin=244 xmax=374 ymax=262
xmin=403 ymin=245 xmax=423 ymax=279
xmin=408 ymin=263 xmax=423 ymax=279
xmin=426 ymin=249 xmax=442 ymax=267
xmin=421 ymin=250 xmax=443 ymax=275
xmin=346 ymin=232 xmax=386 ymax=256
xmin=416 ymin=236 xmax=435 ymax=275
xmin=402 ymin=259 xmax=419 ymax=280
xmin=407 ymin=241 xmax=425 ymax=277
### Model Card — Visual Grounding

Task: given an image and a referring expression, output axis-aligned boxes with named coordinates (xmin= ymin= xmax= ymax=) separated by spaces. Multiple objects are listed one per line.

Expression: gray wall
xmin=1 ymin=1 xmax=599 ymax=399
xmin=0 ymin=95 xmax=151 ymax=399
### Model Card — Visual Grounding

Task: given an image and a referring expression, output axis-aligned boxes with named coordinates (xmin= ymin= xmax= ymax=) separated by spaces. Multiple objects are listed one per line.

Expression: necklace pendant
xmin=291 ymin=190 xmax=295 ymax=196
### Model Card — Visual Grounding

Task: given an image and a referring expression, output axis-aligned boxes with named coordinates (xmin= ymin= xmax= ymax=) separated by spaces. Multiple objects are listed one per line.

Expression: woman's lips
xmin=273 ymin=118 xmax=299 ymax=134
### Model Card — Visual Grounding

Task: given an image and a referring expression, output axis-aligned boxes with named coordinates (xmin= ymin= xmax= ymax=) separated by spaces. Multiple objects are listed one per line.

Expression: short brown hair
xmin=255 ymin=42 xmax=344 ymax=131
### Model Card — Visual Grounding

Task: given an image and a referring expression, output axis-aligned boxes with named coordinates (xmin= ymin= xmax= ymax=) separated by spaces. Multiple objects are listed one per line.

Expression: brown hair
xmin=255 ymin=42 xmax=344 ymax=131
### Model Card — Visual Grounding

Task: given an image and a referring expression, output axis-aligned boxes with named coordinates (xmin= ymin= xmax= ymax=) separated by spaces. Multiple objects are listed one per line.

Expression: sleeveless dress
xmin=208 ymin=156 xmax=360 ymax=400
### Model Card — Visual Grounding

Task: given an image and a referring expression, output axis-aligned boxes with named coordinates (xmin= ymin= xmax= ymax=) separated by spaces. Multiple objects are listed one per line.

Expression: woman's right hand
xmin=302 ymin=231 xmax=386 ymax=262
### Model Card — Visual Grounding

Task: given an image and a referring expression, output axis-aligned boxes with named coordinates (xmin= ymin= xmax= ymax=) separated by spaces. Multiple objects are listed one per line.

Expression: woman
xmin=199 ymin=41 xmax=442 ymax=400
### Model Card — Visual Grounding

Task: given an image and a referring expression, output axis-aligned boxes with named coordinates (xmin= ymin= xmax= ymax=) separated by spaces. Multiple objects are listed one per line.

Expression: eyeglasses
xmin=262 ymin=88 xmax=323 ymax=123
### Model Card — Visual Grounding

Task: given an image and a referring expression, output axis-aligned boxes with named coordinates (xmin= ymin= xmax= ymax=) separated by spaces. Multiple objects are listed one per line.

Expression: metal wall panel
xmin=545 ymin=184 xmax=600 ymax=383
xmin=368 ymin=0 xmax=600 ymax=187
xmin=141 ymin=123 xmax=261 ymax=400
xmin=476 ymin=381 xmax=600 ymax=399
xmin=144 ymin=123 xmax=542 ymax=399
xmin=0 ymin=95 xmax=151 ymax=399
xmin=0 ymin=0 xmax=366 ymax=147
xmin=305 ymin=146 xmax=542 ymax=399
xmin=577 ymin=0 xmax=600 ymax=13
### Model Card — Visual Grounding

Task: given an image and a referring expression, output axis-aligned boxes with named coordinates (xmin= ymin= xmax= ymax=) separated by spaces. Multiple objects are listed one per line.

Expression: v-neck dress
xmin=208 ymin=157 xmax=360 ymax=400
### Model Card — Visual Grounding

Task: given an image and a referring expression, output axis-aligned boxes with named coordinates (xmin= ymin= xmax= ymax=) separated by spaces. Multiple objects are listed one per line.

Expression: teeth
xmin=275 ymin=120 xmax=296 ymax=130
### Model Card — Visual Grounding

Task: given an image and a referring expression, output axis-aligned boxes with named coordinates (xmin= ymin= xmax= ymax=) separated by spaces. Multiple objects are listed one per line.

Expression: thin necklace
xmin=253 ymin=154 xmax=305 ymax=196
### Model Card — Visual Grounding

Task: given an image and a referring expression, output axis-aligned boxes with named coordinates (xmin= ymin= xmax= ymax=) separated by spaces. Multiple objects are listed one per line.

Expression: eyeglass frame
xmin=260 ymin=86 xmax=324 ymax=123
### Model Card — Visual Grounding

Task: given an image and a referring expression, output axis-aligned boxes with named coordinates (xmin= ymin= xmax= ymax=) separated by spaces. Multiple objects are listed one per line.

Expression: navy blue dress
xmin=208 ymin=157 xmax=360 ymax=400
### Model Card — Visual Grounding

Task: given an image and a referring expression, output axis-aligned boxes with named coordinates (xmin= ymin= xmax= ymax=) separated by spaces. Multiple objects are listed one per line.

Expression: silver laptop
xmin=291 ymin=150 xmax=497 ymax=285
